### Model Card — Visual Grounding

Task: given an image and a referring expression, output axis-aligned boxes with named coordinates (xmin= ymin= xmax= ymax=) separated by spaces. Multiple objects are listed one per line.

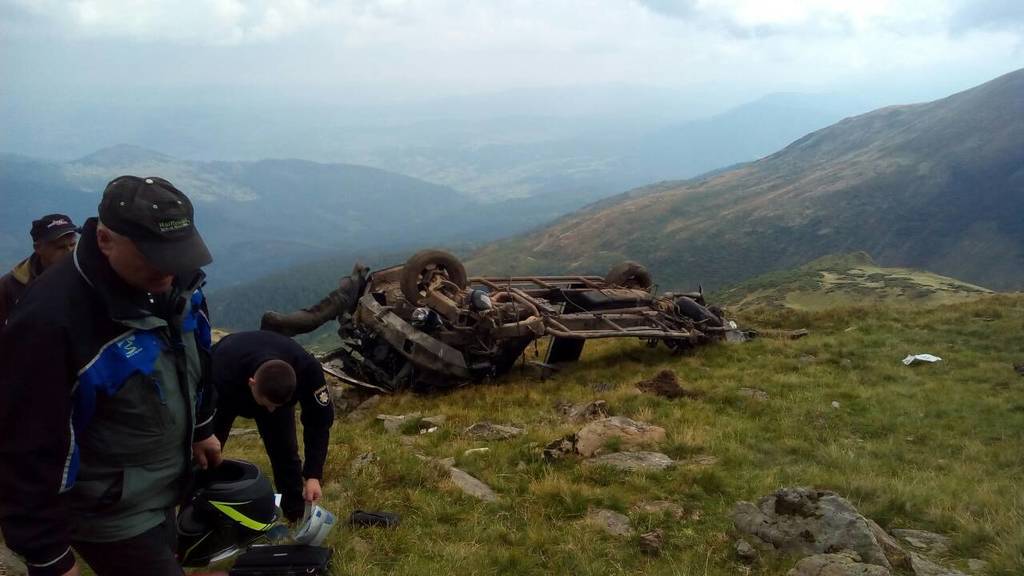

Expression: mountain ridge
xmin=468 ymin=67 xmax=1024 ymax=291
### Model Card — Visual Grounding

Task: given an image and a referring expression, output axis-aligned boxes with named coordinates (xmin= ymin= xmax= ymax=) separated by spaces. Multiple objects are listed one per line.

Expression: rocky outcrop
xmin=731 ymin=487 xmax=892 ymax=569
xmin=464 ymin=422 xmax=525 ymax=441
xmin=575 ymin=416 xmax=666 ymax=457
xmin=585 ymin=509 xmax=632 ymax=537
xmin=787 ymin=552 xmax=891 ymax=576
xmin=583 ymin=451 xmax=674 ymax=472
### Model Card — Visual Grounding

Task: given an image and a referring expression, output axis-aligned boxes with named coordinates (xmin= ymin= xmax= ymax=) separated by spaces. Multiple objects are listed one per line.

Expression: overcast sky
xmin=1 ymin=0 xmax=1022 ymax=157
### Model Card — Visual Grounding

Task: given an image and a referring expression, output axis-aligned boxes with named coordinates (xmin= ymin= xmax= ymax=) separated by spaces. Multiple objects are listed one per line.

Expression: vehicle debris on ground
xmin=261 ymin=249 xmax=753 ymax=393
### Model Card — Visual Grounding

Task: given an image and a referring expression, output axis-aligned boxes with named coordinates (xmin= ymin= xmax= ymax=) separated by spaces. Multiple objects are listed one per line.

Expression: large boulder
xmin=583 ymin=451 xmax=675 ymax=472
xmin=464 ymin=422 xmax=525 ymax=441
xmin=788 ymin=552 xmax=891 ymax=576
xmin=732 ymin=487 xmax=892 ymax=570
xmin=575 ymin=416 xmax=666 ymax=457
xmin=585 ymin=508 xmax=632 ymax=537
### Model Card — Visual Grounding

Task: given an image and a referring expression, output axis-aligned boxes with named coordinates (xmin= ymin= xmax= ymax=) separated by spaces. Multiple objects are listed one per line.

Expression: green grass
xmin=212 ymin=294 xmax=1024 ymax=575
xmin=714 ymin=252 xmax=994 ymax=311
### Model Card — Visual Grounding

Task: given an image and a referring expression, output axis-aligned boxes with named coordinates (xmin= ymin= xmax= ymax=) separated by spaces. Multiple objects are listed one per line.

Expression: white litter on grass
xmin=831 ymin=401 xmax=841 ymax=410
xmin=903 ymin=354 xmax=942 ymax=366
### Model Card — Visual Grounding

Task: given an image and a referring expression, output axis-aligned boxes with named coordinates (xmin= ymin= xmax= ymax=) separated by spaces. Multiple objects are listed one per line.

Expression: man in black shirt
xmin=211 ymin=330 xmax=334 ymax=522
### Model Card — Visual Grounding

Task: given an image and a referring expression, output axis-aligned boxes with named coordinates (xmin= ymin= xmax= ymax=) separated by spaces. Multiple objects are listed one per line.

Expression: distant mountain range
xmin=0 ymin=147 xmax=608 ymax=285
xmin=469 ymin=68 xmax=1024 ymax=291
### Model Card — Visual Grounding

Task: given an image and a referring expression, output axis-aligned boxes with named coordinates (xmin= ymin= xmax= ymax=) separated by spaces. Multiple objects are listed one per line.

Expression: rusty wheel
xmin=605 ymin=261 xmax=653 ymax=290
xmin=400 ymin=249 xmax=468 ymax=304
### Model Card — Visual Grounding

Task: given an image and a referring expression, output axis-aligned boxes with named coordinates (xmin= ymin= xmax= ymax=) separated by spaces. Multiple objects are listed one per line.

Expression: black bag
xmin=228 ymin=544 xmax=332 ymax=575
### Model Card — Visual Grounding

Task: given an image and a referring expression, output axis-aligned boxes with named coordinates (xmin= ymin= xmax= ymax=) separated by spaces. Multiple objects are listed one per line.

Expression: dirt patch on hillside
xmin=636 ymin=370 xmax=703 ymax=399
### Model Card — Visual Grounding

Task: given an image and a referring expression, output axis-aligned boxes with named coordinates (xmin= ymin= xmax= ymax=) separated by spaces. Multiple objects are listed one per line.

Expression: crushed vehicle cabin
xmin=261 ymin=250 xmax=750 ymax=393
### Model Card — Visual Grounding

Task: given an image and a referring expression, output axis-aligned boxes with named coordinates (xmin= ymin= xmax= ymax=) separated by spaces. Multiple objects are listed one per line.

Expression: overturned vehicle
xmin=261 ymin=250 xmax=749 ymax=393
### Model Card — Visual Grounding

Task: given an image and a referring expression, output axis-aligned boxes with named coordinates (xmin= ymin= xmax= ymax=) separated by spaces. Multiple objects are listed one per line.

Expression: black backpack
xmin=228 ymin=544 xmax=333 ymax=575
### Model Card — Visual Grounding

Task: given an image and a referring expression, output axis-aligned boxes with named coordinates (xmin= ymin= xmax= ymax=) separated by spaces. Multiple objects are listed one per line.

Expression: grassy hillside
xmin=216 ymin=295 xmax=1024 ymax=575
xmin=714 ymin=252 xmax=992 ymax=310
xmin=468 ymin=68 xmax=1024 ymax=292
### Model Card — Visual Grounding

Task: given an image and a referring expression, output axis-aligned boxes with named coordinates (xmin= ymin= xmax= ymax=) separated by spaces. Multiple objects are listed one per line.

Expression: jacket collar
xmin=73 ymin=217 xmax=205 ymax=326
xmin=10 ymin=254 xmax=41 ymax=285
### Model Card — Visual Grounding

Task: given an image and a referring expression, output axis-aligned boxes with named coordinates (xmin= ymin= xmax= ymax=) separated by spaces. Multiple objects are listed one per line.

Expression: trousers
xmin=72 ymin=508 xmax=182 ymax=576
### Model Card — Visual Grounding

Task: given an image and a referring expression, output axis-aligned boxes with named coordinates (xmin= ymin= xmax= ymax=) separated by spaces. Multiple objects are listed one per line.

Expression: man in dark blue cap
xmin=0 ymin=213 xmax=79 ymax=326
xmin=0 ymin=176 xmax=223 ymax=576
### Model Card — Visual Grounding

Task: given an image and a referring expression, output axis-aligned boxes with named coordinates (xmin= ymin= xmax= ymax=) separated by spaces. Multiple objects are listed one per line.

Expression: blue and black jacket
xmin=0 ymin=218 xmax=216 ymax=576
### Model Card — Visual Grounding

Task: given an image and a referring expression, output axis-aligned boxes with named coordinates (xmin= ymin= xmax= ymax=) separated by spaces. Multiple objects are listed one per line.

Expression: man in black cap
xmin=0 ymin=176 xmax=223 ymax=576
xmin=212 ymin=330 xmax=334 ymax=523
xmin=0 ymin=214 xmax=79 ymax=326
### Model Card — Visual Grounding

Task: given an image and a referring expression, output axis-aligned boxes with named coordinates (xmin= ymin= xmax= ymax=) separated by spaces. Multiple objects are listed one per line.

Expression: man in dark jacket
xmin=0 ymin=176 xmax=222 ymax=576
xmin=0 ymin=213 xmax=79 ymax=326
xmin=212 ymin=330 xmax=334 ymax=522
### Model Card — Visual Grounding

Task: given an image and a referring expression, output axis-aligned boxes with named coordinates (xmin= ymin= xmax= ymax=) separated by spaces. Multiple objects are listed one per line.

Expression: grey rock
xmin=347 ymin=395 xmax=382 ymax=421
xmin=735 ymin=539 xmax=758 ymax=563
xmin=421 ymin=415 xmax=447 ymax=427
xmin=632 ymin=500 xmax=688 ymax=520
xmin=376 ymin=413 xmax=421 ymax=433
xmin=739 ymin=388 xmax=769 ymax=401
xmin=908 ymin=553 xmax=968 ymax=576
xmin=800 ymin=354 xmax=817 ymax=364
xmin=542 ymin=435 xmax=577 ymax=461
xmin=583 ymin=451 xmax=674 ymax=472
xmin=731 ymin=487 xmax=892 ymax=570
xmin=558 ymin=400 xmax=610 ymax=422
xmin=464 ymin=422 xmax=525 ymax=441
xmin=866 ymin=519 xmax=912 ymax=571
xmin=575 ymin=416 xmax=666 ymax=457
xmin=966 ymin=559 xmax=988 ymax=573
xmin=639 ymin=530 xmax=664 ymax=555
xmin=891 ymin=529 xmax=952 ymax=555
xmin=350 ymin=452 xmax=377 ymax=474
xmin=591 ymin=382 xmax=618 ymax=392
xmin=585 ymin=508 xmax=632 ymax=537
xmin=437 ymin=457 xmax=456 ymax=468
xmin=787 ymin=552 xmax=891 ymax=576
xmin=448 ymin=467 xmax=498 ymax=502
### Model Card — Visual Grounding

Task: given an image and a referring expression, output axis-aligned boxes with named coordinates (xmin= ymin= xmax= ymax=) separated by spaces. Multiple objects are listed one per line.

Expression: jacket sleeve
xmin=192 ymin=293 xmax=217 ymax=441
xmin=298 ymin=360 xmax=334 ymax=480
xmin=0 ymin=311 xmax=78 ymax=575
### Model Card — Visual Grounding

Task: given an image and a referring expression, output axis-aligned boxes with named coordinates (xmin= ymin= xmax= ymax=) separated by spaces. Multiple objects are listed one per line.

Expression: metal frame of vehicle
xmin=262 ymin=250 xmax=746 ymax=393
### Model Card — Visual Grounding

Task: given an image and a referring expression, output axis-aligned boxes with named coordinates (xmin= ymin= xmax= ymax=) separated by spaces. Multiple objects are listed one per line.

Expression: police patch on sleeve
xmin=314 ymin=385 xmax=331 ymax=407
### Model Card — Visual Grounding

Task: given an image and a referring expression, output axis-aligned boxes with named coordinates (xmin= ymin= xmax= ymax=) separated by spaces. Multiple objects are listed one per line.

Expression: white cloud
xmin=9 ymin=0 xmax=326 ymax=44
xmin=1 ymin=0 xmax=1020 ymax=99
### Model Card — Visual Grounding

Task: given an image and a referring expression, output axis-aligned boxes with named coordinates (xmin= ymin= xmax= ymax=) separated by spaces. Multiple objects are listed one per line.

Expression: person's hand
xmin=303 ymin=478 xmax=322 ymax=503
xmin=192 ymin=435 xmax=223 ymax=470
xmin=60 ymin=563 xmax=81 ymax=576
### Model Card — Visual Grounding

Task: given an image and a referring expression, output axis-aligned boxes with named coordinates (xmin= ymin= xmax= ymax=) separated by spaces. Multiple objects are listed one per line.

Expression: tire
xmin=674 ymin=296 xmax=723 ymax=327
xmin=400 ymin=249 xmax=468 ymax=304
xmin=605 ymin=261 xmax=653 ymax=290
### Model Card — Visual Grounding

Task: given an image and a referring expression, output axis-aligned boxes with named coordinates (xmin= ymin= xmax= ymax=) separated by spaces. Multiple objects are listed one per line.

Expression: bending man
xmin=212 ymin=330 xmax=334 ymax=522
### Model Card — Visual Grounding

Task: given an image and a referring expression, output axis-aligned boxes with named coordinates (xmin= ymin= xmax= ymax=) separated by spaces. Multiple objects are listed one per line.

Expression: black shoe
xmin=348 ymin=510 xmax=400 ymax=528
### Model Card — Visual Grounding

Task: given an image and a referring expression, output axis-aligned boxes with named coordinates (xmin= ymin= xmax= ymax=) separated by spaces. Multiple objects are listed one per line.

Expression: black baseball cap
xmin=31 ymin=214 xmax=79 ymax=243
xmin=98 ymin=175 xmax=213 ymax=275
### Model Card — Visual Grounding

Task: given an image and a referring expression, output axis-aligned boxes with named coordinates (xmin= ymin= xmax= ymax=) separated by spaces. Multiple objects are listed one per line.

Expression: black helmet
xmin=177 ymin=459 xmax=279 ymax=566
